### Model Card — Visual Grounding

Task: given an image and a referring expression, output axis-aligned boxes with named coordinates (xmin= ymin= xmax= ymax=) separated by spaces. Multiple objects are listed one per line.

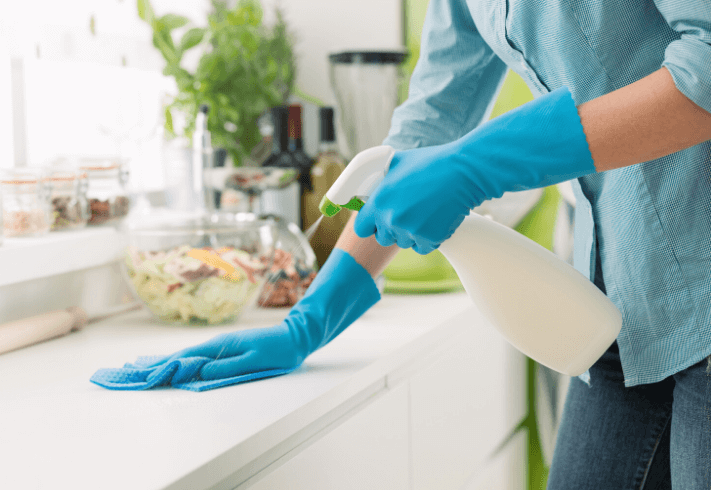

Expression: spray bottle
xmin=319 ymin=145 xmax=621 ymax=376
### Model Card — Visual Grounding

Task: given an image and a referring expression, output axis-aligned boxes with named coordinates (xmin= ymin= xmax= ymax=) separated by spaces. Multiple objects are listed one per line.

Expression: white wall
xmin=263 ymin=0 xmax=404 ymax=106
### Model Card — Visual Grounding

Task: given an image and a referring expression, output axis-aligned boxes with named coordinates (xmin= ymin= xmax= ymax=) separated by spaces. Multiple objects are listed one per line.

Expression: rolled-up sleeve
xmin=384 ymin=0 xmax=507 ymax=150
xmin=654 ymin=0 xmax=711 ymax=114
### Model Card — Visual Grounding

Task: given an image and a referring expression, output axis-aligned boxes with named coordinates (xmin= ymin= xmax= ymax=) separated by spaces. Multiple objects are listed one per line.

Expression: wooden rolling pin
xmin=0 ymin=307 xmax=88 ymax=355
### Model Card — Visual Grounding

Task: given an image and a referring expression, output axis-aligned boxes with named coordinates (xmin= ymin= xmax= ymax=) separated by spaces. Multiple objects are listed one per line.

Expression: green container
xmin=383 ymin=248 xmax=463 ymax=294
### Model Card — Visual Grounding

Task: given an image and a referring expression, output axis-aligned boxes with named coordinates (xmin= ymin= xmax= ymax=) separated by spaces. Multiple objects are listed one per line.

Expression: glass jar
xmin=80 ymin=159 xmax=130 ymax=226
xmin=48 ymin=168 xmax=89 ymax=231
xmin=0 ymin=168 xmax=51 ymax=238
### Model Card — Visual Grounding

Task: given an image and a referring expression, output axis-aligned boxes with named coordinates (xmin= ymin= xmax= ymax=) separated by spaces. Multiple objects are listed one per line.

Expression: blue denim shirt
xmin=384 ymin=0 xmax=711 ymax=386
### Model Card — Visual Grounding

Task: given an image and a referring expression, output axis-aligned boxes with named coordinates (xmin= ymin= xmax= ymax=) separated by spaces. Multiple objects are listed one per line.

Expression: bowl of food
xmin=256 ymin=214 xmax=319 ymax=308
xmin=123 ymin=212 xmax=278 ymax=325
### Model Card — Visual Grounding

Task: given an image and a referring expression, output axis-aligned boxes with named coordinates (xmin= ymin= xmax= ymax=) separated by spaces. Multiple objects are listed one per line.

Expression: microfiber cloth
xmin=90 ymin=356 xmax=298 ymax=392
xmin=91 ymin=249 xmax=380 ymax=393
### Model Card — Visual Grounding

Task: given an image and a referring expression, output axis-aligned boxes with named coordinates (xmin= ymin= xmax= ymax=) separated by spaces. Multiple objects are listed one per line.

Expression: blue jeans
xmin=547 ymin=341 xmax=711 ymax=489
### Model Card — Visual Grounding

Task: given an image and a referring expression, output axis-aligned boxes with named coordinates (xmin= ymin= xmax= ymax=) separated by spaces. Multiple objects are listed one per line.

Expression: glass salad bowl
xmin=122 ymin=212 xmax=278 ymax=325
xmin=256 ymin=214 xmax=319 ymax=308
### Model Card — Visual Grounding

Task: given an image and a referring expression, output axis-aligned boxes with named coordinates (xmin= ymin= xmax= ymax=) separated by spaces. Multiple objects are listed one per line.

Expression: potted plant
xmin=138 ymin=0 xmax=296 ymax=166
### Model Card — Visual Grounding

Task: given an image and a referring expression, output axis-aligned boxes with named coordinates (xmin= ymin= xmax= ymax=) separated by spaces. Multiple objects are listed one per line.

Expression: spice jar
xmin=47 ymin=168 xmax=89 ymax=231
xmin=80 ymin=159 xmax=130 ymax=226
xmin=0 ymin=168 xmax=51 ymax=238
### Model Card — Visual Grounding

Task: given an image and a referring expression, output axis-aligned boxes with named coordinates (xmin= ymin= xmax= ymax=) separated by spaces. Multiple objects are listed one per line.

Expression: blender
xmin=328 ymin=51 xmax=408 ymax=158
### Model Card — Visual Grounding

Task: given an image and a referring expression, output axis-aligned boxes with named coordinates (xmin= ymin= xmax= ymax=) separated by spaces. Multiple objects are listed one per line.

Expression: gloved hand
xmin=90 ymin=248 xmax=380 ymax=392
xmin=354 ymin=87 xmax=596 ymax=254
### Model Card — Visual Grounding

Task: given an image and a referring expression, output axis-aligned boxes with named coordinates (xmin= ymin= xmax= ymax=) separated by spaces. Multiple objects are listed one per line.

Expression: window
xmin=1 ymin=0 xmax=209 ymax=190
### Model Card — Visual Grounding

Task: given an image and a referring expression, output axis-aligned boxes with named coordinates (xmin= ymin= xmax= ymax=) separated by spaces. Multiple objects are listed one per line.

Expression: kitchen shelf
xmin=0 ymin=227 xmax=127 ymax=287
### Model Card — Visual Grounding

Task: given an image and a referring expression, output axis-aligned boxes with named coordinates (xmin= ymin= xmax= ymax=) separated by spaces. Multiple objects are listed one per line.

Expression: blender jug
xmin=329 ymin=51 xmax=408 ymax=158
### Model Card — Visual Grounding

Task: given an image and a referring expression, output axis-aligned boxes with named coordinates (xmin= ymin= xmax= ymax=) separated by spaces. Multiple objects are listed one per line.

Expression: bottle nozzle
xmin=320 ymin=196 xmax=342 ymax=217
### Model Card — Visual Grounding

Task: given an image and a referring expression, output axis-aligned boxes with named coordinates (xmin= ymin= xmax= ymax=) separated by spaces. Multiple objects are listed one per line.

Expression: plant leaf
xmin=137 ymin=0 xmax=154 ymax=23
xmin=153 ymin=31 xmax=179 ymax=65
xmin=160 ymin=14 xmax=190 ymax=30
xmin=163 ymin=64 xmax=194 ymax=91
xmin=179 ymin=27 xmax=206 ymax=52
xmin=164 ymin=106 xmax=175 ymax=136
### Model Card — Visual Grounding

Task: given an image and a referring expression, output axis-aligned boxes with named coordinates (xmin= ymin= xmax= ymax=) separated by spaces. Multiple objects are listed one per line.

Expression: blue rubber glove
xmin=354 ymin=87 xmax=596 ymax=254
xmin=90 ymin=249 xmax=380 ymax=391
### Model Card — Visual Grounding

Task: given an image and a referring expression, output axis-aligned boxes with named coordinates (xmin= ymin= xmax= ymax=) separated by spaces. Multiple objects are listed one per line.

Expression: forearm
xmin=335 ymin=213 xmax=400 ymax=278
xmin=579 ymin=67 xmax=711 ymax=172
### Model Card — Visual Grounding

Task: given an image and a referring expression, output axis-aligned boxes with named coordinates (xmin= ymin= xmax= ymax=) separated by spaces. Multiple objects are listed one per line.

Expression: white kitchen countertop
xmin=0 ymin=292 xmax=482 ymax=490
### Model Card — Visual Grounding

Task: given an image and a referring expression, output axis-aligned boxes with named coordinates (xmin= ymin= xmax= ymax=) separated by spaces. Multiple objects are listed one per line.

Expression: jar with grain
xmin=0 ymin=168 xmax=51 ymax=238
xmin=79 ymin=159 xmax=130 ymax=226
xmin=48 ymin=168 xmax=89 ymax=231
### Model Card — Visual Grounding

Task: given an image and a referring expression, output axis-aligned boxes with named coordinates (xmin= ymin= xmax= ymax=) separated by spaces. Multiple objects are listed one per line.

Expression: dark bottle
xmin=261 ymin=106 xmax=304 ymax=227
xmin=262 ymin=106 xmax=290 ymax=168
xmin=287 ymin=104 xmax=314 ymax=196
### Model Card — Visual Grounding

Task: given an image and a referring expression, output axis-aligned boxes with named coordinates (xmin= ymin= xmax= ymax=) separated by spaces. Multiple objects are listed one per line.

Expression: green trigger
xmin=319 ymin=196 xmax=366 ymax=217
xmin=341 ymin=196 xmax=365 ymax=212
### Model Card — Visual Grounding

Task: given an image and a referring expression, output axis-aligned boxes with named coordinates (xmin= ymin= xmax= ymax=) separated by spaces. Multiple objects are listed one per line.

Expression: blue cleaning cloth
xmin=90 ymin=249 xmax=380 ymax=392
xmin=91 ymin=355 xmax=297 ymax=392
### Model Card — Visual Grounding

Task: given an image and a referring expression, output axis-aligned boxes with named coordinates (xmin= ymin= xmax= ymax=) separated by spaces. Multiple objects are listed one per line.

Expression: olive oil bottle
xmin=302 ymin=107 xmax=351 ymax=267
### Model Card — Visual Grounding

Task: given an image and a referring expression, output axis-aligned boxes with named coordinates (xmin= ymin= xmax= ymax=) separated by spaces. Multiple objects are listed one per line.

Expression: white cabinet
xmin=242 ymin=384 xmax=410 ymax=490
xmin=410 ymin=327 xmax=526 ymax=490
xmin=240 ymin=309 xmax=527 ymax=490
xmin=465 ymin=431 xmax=527 ymax=490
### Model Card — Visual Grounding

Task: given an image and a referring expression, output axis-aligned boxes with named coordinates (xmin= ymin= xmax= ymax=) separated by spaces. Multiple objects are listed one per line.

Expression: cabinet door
xmin=410 ymin=325 xmax=526 ymax=490
xmin=464 ymin=431 xmax=526 ymax=490
xmin=244 ymin=384 xmax=410 ymax=490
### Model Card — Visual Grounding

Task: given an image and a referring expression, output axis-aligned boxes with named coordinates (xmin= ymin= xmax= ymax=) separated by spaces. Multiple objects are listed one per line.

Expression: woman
xmin=94 ymin=1 xmax=711 ymax=486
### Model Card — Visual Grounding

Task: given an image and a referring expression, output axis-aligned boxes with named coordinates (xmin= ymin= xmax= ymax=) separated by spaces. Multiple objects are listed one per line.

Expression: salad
xmin=125 ymin=244 xmax=267 ymax=325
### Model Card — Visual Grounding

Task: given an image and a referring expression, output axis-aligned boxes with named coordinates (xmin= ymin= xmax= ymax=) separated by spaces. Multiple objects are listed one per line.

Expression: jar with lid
xmin=47 ymin=168 xmax=89 ymax=231
xmin=0 ymin=168 xmax=51 ymax=238
xmin=79 ymin=159 xmax=130 ymax=226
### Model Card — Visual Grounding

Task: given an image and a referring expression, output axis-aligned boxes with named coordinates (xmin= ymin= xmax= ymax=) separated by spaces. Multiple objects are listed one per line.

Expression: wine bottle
xmin=261 ymin=106 xmax=302 ymax=226
xmin=302 ymin=107 xmax=351 ymax=267
xmin=287 ymin=104 xmax=314 ymax=197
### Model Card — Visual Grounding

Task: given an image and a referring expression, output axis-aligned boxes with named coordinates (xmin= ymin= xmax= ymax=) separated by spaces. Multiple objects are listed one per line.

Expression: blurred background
xmin=0 ymin=0 xmax=405 ymax=177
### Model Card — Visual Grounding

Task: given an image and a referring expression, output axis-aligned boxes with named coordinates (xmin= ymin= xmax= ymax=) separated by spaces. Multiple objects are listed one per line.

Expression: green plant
xmin=138 ymin=0 xmax=296 ymax=165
